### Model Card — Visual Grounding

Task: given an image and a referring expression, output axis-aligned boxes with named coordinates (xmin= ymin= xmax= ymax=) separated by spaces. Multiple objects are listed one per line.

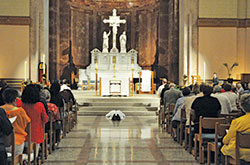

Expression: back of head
xmin=21 ymin=84 xmax=40 ymax=104
xmin=199 ymin=83 xmax=206 ymax=93
xmin=213 ymin=85 xmax=222 ymax=93
xmin=182 ymin=87 xmax=191 ymax=96
xmin=41 ymin=89 xmax=51 ymax=101
xmin=162 ymin=78 xmax=167 ymax=84
xmin=3 ymin=88 xmax=18 ymax=104
xmin=240 ymin=94 xmax=250 ymax=113
xmin=169 ymin=83 xmax=175 ymax=88
xmin=203 ymin=85 xmax=213 ymax=96
xmin=50 ymin=81 xmax=61 ymax=95
xmin=192 ymin=84 xmax=200 ymax=95
xmin=0 ymin=80 xmax=7 ymax=88
xmin=62 ymin=79 xmax=68 ymax=85
xmin=223 ymin=83 xmax=232 ymax=92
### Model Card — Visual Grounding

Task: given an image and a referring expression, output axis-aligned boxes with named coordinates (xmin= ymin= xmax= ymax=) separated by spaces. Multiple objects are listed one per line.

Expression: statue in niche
xmin=119 ymin=31 xmax=127 ymax=53
xmin=102 ymin=31 xmax=111 ymax=53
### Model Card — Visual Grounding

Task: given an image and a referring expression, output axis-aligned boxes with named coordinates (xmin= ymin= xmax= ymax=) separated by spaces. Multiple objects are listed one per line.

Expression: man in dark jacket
xmin=0 ymin=108 xmax=13 ymax=165
xmin=191 ymin=85 xmax=221 ymax=133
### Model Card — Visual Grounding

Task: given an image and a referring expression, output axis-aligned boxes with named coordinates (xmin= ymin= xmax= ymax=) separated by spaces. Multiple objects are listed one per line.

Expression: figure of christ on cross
xmin=103 ymin=9 xmax=126 ymax=53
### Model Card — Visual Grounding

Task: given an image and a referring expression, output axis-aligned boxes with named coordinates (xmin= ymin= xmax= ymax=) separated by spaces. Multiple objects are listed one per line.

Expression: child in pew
xmin=1 ymin=88 xmax=31 ymax=156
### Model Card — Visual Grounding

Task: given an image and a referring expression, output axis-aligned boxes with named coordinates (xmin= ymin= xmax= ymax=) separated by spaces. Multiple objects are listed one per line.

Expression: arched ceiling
xmin=70 ymin=0 xmax=159 ymax=9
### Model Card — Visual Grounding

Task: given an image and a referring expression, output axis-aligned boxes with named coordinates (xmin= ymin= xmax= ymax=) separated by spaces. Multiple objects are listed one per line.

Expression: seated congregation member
xmin=221 ymin=83 xmax=238 ymax=111
xmin=1 ymin=89 xmax=31 ymax=156
xmin=0 ymin=106 xmax=13 ymax=165
xmin=212 ymin=85 xmax=232 ymax=114
xmin=163 ymin=83 xmax=182 ymax=113
xmin=160 ymin=83 xmax=169 ymax=105
xmin=21 ymin=84 xmax=48 ymax=157
xmin=172 ymin=87 xmax=191 ymax=139
xmin=157 ymin=78 xmax=167 ymax=97
xmin=60 ymin=79 xmax=71 ymax=92
xmin=41 ymin=89 xmax=61 ymax=144
xmin=243 ymin=82 xmax=250 ymax=94
xmin=0 ymin=80 xmax=9 ymax=106
xmin=236 ymin=83 xmax=245 ymax=97
xmin=191 ymin=85 xmax=221 ymax=133
xmin=60 ymin=89 xmax=76 ymax=105
xmin=50 ymin=81 xmax=64 ymax=109
xmin=180 ymin=84 xmax=203 ymax=127
xmin=221 ymin=94 xmax=250 ymax=163
xmin=35 ymin=84 xmax=49 ymax=115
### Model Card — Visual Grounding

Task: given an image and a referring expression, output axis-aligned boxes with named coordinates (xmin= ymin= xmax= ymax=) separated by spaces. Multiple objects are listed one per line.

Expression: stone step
xmin=76 ymin=98 xmax=159 ymax=103
xmin=78 ymin=111 xmax=156 ymax=116
xmin=79 ymin=106 xmax=157 ymax=111
xmin=80 ymin=102 xmax=153 ymax=107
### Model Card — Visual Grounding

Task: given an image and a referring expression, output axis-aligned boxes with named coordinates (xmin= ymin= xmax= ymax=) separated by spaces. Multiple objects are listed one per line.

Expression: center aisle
xmin=44 ymin=115 xmax=198 ymax=164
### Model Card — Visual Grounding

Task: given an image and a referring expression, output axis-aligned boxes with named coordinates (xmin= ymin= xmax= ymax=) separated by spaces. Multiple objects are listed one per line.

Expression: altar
xmin=79 ymin=9 xmax=142 ymax=96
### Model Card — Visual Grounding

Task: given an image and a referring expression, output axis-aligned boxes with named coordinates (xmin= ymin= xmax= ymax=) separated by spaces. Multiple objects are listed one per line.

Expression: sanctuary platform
xmin=72 ymin=90 xmax=160 ymax=117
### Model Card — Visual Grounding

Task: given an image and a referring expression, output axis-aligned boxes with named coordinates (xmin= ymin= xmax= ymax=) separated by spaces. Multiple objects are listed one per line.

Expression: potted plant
xmin=223 ymin=62 xmax=238 ymax=83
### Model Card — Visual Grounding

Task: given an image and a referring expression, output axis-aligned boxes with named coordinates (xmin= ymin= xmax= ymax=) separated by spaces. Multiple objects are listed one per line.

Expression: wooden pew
xmin=225 ymin=131 xmax=250 ymax=165
xmin=41 ymin=124 xmax=48 ymax=164
xmin=25 ymin=122 xmax=37 ymax=165
xmin=207 ymin=122 xmax=229 ymax=165
xmin=194 ymin=116 xmax=226 ymax=164
xmin=166 ymin=104 xmax=175 ymax=133
xmin=5 ymin=131 xmax=23 ymax=165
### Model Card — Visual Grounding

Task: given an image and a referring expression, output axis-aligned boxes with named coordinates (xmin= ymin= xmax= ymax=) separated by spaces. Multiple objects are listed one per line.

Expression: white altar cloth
xmin=101 ymin=77 xmax=129 ymax=96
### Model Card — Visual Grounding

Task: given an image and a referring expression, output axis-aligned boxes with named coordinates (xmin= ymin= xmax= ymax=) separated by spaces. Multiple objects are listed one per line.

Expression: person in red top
xmin=20 ymin=84 xmax=48 ymax=157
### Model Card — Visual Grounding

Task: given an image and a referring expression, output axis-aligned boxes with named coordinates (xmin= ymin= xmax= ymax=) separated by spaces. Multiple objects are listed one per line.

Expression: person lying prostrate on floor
xmin=191 ymin=85 xmax=221 ymax=133
xmin=1 ymin=88 xmax=31 ymax=156
xmin=221 ymin=94 xmax=250 ymax=164
xmin=0 ymin=107 xmax=13 ymax=165
xmin=21 ymin=84 xmax=48 ymax=157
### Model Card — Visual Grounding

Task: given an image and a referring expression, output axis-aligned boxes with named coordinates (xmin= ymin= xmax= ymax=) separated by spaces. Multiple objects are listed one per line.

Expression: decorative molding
xmin=198 ymin=18 xmax=250 ymax=28
xmin=0 ymin=16 xmax=31 ymax=25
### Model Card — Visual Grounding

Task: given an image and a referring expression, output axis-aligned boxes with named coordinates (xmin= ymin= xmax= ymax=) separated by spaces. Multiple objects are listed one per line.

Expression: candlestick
xmin=203 ymin=62 xmax=206 ymax=82
xmin=24 ymin=61 xmax=27 ymax=81
xmin=43 ymin=54 xmax=46 ymax=74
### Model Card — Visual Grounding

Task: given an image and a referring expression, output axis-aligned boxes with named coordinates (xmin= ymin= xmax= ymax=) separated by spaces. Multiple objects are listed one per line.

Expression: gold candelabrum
xmin=131 ymin=58 xmax=135 ymax=95
xmin=94 ymin=57 xmax=98 ymax=95
xmin=112 ymin=56 xmax=116 ymax=78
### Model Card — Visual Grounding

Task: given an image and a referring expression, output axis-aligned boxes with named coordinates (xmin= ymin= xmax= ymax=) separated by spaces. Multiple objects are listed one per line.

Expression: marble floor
xmin=44 ymin=116 xmax=198 ymax=165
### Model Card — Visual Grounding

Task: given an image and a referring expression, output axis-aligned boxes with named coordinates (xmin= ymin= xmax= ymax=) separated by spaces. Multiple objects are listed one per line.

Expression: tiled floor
xmin=44 ymin=115 xmax=198 ymax=165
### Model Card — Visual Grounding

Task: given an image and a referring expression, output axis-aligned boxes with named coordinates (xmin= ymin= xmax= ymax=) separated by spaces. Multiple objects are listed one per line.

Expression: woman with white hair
xmin=221 ymin=94 xmax=250 ymax=163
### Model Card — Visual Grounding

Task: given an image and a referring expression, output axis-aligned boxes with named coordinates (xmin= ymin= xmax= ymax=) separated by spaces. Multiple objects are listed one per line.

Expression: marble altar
xmin=79 ymin=9 xmax=141 ymax=87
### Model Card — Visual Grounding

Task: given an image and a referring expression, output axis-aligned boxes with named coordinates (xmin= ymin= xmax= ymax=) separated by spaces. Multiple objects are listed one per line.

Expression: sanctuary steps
xmin=72 ymin=90 xmax=160 ymax=116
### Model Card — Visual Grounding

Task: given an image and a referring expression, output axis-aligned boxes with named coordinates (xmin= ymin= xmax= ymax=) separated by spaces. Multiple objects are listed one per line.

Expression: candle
xmin=43 ymin=54 xmax=46 ymax=74
xmin=24 ymin=61 xmax=27 ymax=81
xmin=203 ymin=62 xmax=206 ymax=82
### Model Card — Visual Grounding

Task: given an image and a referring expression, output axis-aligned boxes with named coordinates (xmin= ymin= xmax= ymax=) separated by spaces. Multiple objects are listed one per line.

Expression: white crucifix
xmin=103 ymin=9 xmax=126 ymax=53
